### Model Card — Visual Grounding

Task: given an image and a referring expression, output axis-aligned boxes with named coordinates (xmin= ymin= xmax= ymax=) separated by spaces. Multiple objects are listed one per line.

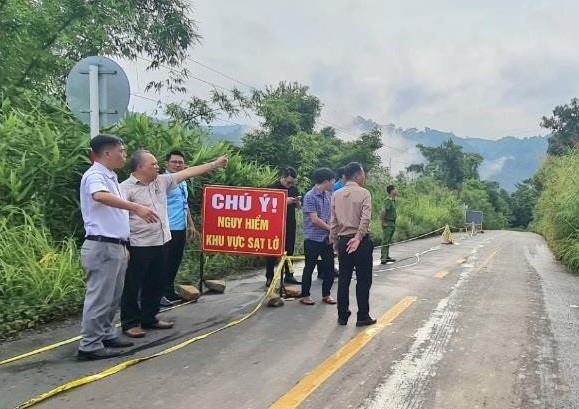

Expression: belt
xmin=338 ymin=234 xmax=369 ymax=241
xmin=85 ymin=235 xmax=130 ymax=246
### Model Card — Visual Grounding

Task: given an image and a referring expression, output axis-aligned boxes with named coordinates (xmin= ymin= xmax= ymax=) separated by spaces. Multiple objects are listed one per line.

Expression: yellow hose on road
xmin=14 ymin=261 xmax=286 ymax=409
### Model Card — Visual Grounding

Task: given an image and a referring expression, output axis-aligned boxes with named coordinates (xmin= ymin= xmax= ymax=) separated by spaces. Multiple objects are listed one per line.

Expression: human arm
xmin=303 ymin=193 xmax=329 ymax=231
xmin=380 ymin=199 xmax=391 ymax=225
xmin=92 ymin=191 xmax=159 ymax=223
xmin=186 ymin=209 xmax=196 ymax=240
xmin=347 ymin=190 xmax=372 ymax=254
xmin=172 ymin=155 xmax=228 ymax=184
xmin=355 ymin=190 xmax=372 ymax=241
xmin=329 ymin=196 xmax=338 ymax=250
xmin=309 ymin=212 xmax=330 ymax=231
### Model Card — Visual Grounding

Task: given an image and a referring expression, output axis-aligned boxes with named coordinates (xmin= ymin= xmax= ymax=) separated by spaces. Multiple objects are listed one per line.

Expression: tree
xmin=0 ymin=0 xmax=200 ymax=98
xmin=509 ymin=178 xmax=540 ymax=228
xmin=335 ymin=127 xmax=383 ymax=171
xmin=541 ymin=98 xmax=579 ymax=156
xmin=409 ymin=139 xmax=483 ymax=190
xmin=240 ymin=81 xmax=322 ymax=168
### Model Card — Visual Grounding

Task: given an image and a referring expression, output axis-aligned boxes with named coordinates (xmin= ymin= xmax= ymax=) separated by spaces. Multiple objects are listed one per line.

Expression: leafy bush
xmin=0 ymin=97 xmax=89 ymax=240
xmin=0 ymin=209 xmax=84 ymax=338
xmin=368 ymin=174 xmax=463 ymax=244
xmin=533 ymin=152 xmax=579 ymax=271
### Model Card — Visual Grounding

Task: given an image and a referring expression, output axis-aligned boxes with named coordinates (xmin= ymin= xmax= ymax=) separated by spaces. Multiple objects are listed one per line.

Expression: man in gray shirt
xmin=120 ymin=150 xmax=228 ymax=338
xmin=78 ymin=135 xmax=158 ymax=361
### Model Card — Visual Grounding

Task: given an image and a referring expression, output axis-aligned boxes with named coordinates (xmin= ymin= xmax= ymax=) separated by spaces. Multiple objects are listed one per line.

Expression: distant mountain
xmin=206 ymin=124 xmax=246 ymax=145
xmin=351 ymin=116 xmax=548 ymax=191
xmin=207 ymin=118 xmax=549 ymax=191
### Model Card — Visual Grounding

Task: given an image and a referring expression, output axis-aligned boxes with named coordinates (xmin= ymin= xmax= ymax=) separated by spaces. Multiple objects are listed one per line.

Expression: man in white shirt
xmin=78 ymin=134 xmax=158 ymax=361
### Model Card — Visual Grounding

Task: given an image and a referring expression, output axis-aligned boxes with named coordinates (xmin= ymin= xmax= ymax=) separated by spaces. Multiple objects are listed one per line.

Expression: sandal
xmin=300 ymin=297 xmax=315 ymax=305
xmin=322 ymin=296 xmax=337 ymax=305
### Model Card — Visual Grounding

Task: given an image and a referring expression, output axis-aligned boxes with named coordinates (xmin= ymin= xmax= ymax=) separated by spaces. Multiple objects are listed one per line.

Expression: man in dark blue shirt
xmin=265 ymin=166 xmax=301 ymax=287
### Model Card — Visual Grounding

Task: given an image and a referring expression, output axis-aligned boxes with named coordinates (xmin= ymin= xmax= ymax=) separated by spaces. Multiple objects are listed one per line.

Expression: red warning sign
xmin=201 ymin=185 xmax=287 ymax=256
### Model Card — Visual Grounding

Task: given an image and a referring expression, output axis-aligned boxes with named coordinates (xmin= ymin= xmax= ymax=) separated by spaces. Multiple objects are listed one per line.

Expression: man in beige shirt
xmin=330 ymin=161 xmax=376 ymax=326
xmin=120 ymin=149 xmax=227 ymax=337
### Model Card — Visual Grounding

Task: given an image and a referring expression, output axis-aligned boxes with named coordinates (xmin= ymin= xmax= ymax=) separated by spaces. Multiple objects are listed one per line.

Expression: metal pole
xmin=88 ymin=64 xmax=100 ymax=139
xmin=198 ymin=251 xmax=205 ymax=294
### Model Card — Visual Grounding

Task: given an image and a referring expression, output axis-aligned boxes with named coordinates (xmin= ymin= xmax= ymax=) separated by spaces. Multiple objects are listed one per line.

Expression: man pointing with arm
xmin=120 ymin=150 xmax=227 ymax=338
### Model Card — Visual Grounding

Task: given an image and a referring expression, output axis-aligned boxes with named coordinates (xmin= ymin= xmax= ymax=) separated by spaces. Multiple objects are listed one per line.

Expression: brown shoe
xmin=142 ymin=320 xmax=174 ymax=329
xmin=322 ymin=296 xmax=337 ymax=305
xmin=299 ymin=297 xmax=315 ymax=305
xmin=123 ymin=326 xmax=145 ymax=338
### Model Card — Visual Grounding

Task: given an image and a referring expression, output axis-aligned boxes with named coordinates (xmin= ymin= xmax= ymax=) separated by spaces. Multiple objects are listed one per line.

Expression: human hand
xmin=134 ymin=205 xmax=159 ymax=223
xmin=346 ymin=237 xmax=360 ymax=254
xmin=189 ymin=226 xmax=197 ymax=240
xmin=213 ymin=155 xmax=228 ymax=169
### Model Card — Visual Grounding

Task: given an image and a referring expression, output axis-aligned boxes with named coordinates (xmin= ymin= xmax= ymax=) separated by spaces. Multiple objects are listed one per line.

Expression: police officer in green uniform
xmin=380 ymin=185 xmax=398 ymax=264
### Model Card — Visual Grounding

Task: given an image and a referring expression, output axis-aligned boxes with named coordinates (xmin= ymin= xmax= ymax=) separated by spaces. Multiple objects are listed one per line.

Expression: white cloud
xmin=123 ymin=0 xmax=579 ymax=139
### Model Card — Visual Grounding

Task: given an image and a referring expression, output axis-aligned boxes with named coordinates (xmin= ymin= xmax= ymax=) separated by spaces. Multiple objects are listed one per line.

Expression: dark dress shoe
xmin=77 ymin=348 xmax=121 ymax=361
xmin=356 ymin=317 xmax=377 ymax=327
xmin=386 ymin=258 xmax=396 ymax=263
xmin=284 ymin=276 xmax=301 ymax=285
xmin=165 ymin=292 xmax=183 ymax=302
xmin=102 ymin=338 xmax=134 ymax=348
xmin=142 ymin=320 xmax=174 ymax=329
xmin=338 ymin=311 xmax=352 ymax=325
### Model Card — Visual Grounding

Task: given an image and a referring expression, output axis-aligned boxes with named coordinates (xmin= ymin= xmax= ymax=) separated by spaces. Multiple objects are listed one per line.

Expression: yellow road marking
xmin=455 ymin=257 xmax=466 ymax=264
xmin=270 ymin=296 xmax=417 ymax=409
xmin=433 ymin=271 xmax=449 ymax=279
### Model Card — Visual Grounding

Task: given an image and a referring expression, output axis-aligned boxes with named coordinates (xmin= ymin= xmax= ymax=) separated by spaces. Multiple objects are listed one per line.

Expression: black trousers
xmin=265 ymin=224 xmax=296 ymax=280
xmin=301 ymin=239 xmax=334 ymax=297
xmin=121 ymin=245 xmax=164 ymax=330
xmin=162 ymin=230 xmax=186 ymax=297
xmin=337 ymin=235 xmax=374 ymax=321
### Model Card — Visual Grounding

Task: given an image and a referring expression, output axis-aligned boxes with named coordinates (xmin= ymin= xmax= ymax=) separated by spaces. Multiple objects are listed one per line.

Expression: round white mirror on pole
xmin=66 ymin=56 xmax=130 ymax=138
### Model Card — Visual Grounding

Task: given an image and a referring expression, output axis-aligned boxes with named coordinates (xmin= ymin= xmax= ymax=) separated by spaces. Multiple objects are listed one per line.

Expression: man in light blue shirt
xmin=161 ymin=150 xmax=197 ymax=305
xmin=332 ymin=166 xmax=346 ymax=192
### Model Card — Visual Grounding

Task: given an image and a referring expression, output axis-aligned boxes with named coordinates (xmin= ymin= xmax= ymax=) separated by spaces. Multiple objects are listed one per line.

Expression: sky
xmin=122 ymin=0 xmax=579 ymax=141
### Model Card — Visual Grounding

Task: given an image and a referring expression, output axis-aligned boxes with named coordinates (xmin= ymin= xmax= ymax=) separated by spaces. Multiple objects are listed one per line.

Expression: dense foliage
xmin=532 ymin=153 xmax=579 ymax=271
xmin=541 ymin=98 xmax=579 ymax=156
xmin=1 ymin=0 xmax=199 ymax=97
xmin=0 ymin=99 xmax=276 ymax=337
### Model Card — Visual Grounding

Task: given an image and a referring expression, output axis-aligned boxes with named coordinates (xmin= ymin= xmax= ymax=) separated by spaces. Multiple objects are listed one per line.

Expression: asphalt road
xmin=1 ymin=230 xmax=579 ymax=409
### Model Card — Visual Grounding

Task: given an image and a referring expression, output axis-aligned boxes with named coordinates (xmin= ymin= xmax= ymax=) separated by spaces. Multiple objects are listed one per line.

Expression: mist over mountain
xmin=349 ymin=117 xmax=548 ymax=191
xmin=208 ymin=118 xmax=548 ymax=191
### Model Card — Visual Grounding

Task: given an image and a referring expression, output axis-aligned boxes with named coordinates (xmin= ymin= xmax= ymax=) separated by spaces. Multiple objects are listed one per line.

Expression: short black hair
xmin=311 ymin=167 xmax=335 ymax=184
xmin=128 ymin=149 xmax=150 ymax=172
xmin=280 ymin=166 xmax=297 ymax=179
xmin=387 ymin=185 xmax=396 ymax=194
xmin=336 ymin=166 xmax=346 ymax=178
xmin=343 ymin=162 xmax=363 ymax=180
xmin=90 ymin=134 xmax=124 ymax=155
xmin=165 ymin=149 xmax=185 ymax=161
